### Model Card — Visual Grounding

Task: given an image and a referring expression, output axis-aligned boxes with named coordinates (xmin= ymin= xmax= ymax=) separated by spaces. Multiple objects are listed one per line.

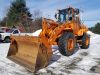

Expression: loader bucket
xmin=7 ymin=36 xmax=52 ymax=72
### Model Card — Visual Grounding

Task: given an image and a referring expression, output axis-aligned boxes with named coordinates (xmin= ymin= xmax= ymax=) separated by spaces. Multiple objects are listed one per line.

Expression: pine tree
xmin=89 ymin=22 xmax=100 ymax=34
xmin=7 ymin=0 xmax=32 ymax=29
xmin=93 ymin=23 xmax=100 ymax=34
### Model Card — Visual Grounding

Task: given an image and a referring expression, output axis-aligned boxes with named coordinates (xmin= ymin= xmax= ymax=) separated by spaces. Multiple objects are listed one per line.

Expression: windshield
xmin=58 ymin=13 xmax=68 ymax=22
xmin=57 ymin=9 xmax=69 ymax=22
xmin=7 ymin=29 xmax=14 ymax=33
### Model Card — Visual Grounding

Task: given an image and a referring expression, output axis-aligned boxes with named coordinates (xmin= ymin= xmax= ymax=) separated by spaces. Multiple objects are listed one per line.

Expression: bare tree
xmin=33 ymin=9 xmax=42 ymax=20
xmin=0 ymin=17 xmax=7 ymax=27
xmin=31 ymin=10 xmax=42 ymax=32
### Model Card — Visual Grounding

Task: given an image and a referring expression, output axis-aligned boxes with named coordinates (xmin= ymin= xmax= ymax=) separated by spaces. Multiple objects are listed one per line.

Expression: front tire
xmin=58 ymin=32 xmax=78 ymax=56
xmin=80 ymin=33 xmax=90 ymax=49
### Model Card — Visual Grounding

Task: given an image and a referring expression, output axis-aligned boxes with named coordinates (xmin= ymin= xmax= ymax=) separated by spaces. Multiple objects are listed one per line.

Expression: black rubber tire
xmin=80 ymin=33 xmax=90 ymax=49
xmin=4 ymin=37 xmax=10 ymax=43
xmin=58 ymin=32 xmax=78 ymax=56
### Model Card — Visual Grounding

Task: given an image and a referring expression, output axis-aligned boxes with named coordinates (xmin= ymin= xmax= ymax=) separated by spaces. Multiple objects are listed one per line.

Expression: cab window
xmin=13 ymin=30 xmax=19 ymax=34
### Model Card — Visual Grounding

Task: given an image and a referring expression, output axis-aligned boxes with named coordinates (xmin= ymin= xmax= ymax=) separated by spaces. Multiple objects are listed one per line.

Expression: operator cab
xmin=55 ymin=7 xmax=80 ymax=23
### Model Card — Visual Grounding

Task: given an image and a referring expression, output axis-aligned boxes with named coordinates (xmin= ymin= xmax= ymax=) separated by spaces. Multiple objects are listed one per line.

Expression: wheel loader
xmin=7 ymin=7 xmax=90 ymax=72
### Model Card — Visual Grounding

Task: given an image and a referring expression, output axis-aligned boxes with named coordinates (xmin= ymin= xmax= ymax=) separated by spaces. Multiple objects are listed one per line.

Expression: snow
xmin=87 ymin=31 xmax=94 ymax=36
xmin=0 ymin=31 xmax=100 ymax=75
xmin=32 ymin=29 xmax=42 ymax=36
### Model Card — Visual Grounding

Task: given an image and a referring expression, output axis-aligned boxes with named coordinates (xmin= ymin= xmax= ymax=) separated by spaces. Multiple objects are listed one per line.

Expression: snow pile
xmin=87 ymin=31 xmax=94 ymax=36
xmin=32 ymin=29 xmax=42 ymax=36
xmin=87 ymin=31 xmax=99 ymax=39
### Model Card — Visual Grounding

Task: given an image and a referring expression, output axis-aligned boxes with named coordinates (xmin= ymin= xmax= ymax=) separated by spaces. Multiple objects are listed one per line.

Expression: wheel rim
xmin=67 ymin=39 xmax=74 ymax=52
xmin=86 ymin=37 xmax=89 ymax=46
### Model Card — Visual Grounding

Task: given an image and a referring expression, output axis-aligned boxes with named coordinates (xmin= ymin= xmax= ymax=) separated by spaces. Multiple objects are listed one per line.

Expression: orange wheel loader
xmin=7 ymin=7 xmax=90 ymax=72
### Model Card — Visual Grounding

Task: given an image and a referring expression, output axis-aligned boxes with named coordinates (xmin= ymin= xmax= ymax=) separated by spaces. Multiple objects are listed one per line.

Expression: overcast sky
xmin=0 ymin=0 xmax=100 ymax=27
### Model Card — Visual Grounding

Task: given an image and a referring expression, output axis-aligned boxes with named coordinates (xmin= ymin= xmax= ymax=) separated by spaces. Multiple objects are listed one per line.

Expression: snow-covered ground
xmin=0 ymin=32 xmax=100 ymax=75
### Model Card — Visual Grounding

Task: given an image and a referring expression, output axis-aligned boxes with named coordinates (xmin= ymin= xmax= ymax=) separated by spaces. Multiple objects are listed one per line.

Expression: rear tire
xmin=58 ymin=32 xmax=78 ymax=56
xmin=80 ymin=33 xmax=90 ymax=49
